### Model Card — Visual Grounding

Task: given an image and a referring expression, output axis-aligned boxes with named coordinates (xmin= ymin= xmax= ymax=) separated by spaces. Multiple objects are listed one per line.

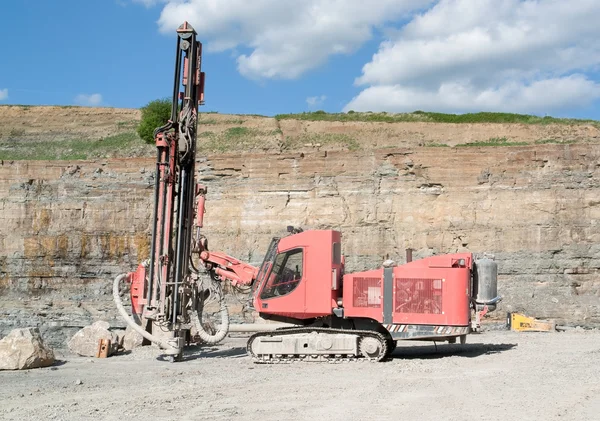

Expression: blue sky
xmin=1 ymin=0 xmax=600 ymax=119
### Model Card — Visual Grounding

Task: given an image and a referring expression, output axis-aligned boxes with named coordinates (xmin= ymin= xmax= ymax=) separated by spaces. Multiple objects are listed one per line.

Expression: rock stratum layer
xmin=0 ymin=107 xmax=599 ymax=347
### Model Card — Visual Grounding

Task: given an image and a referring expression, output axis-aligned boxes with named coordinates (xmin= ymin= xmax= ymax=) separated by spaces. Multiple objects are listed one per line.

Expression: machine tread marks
xmin=247 ymin=327 xmax=388 ymax=363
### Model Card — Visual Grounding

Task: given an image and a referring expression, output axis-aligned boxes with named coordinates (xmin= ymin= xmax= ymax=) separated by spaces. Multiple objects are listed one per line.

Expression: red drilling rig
xmin=113 ymin=22 xmax=501 ymax=363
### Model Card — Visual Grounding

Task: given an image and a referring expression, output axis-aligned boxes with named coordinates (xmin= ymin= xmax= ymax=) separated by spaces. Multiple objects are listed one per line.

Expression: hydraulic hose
xmin=190 ymin=299 xmax=230 ymax=344
xmin=112 ymin=273 xmax=179 ymax=353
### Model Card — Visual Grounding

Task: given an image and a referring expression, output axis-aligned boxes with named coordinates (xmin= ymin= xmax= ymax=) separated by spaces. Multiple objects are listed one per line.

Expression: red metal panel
xmin=130 ymin=264 xmax=146 ymax=318
xmin=394 ymin=278 xmax=443 ymax=315
xmin=391 ymin=253 xmax=472 ymax=326
xmin=353 ymin=277 xmax=382 ymax=308
xmin=342 ymin=269 xmax=384 ymax=321
xmin=343 ymin=253 xmax=472 ymax=326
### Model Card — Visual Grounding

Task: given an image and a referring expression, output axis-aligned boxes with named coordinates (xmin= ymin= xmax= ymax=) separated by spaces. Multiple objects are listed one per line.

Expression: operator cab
xmin=252 ymin=229 xmax=343 ymax=321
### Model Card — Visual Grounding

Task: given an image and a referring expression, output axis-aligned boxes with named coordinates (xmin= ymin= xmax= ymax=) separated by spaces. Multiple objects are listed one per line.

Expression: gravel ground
xmin=1 ymin=329 xmax=599 ymax=421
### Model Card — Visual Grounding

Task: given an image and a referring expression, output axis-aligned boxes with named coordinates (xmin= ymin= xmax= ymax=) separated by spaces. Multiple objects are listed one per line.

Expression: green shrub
xmin=137 ymin=98 xmax=171 ymax=143
xmin=226 ymin=127 xmax=250 ymax=137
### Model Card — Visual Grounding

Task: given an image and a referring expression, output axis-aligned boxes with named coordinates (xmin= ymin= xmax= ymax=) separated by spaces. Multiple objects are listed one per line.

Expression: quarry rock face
xmin=0 ymin=327 xmax=55 ymax=370
xmin=67 ymin=321 xmax=119 ymax=357
xmin=0 ymin=110 xmax=599 ymax=347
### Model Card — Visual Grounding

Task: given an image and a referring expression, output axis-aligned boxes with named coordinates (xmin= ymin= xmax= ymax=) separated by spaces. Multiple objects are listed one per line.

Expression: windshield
xmin=252 ymin=237 xmax=280 ymax=295
xmin=260 ymin=248 xmax=303 ymax=300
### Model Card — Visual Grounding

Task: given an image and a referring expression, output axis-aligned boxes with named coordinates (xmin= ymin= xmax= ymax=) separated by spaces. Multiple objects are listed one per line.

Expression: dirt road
xmin=1 ymin=329 xmax=599 ymax=421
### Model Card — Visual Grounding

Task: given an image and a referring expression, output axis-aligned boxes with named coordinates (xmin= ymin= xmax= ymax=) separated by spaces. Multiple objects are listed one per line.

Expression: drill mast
xmin=114 ymin=22 xmax=258 ymax=361
xmin=146 ymin=22 xmax=204 ymax=330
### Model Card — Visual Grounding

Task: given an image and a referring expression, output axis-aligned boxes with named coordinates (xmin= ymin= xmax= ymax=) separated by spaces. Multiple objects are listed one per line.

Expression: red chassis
xmin=249 ymin=229 xmax=479 ymax=342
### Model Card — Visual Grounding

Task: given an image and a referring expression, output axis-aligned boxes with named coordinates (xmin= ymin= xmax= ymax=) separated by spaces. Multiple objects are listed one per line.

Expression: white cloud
xmin=345 ymin=76 xmax=600 ymax=114
xmin=155 ymin=0 xmax=434 ymax=79
xmin=0 ymin=89 xmax=7 ymax=101
xmin=306 ymin=95 xmax=327 ymax=108
xmin=74 ymin=93 xmax=103 ymax=107
xmin=347 ymin=0 xmax=600 ymax=113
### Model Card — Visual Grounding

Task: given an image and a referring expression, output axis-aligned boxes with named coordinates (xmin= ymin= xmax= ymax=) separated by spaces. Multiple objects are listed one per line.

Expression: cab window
xmin=260 ymin=248 xmax=303 ymax=299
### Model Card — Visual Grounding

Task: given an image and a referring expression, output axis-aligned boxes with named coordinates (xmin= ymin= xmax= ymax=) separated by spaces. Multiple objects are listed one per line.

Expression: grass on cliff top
xmin=0 ymin=132 xmax=150 ymax=160
xmin=275 ymin=110 xmax=600 ymax=127
xmin=455 ymin=137 xmax=529 ymax=147
xmin=197 ymin=127 xmax=281 ymax=153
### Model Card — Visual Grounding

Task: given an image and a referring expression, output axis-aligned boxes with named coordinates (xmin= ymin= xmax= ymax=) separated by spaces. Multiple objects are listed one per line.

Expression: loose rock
xmin=0 ymin=327 xmax=55 ymax=370
xmin=67 ymin=321 xmax=119 ymax=357
xmin=122 ymin=325 xmax=144 ymax=351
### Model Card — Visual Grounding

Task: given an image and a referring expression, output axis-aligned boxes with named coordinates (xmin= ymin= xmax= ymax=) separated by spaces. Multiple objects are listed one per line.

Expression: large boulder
xmin=0 ymin=327 xmax=55 ymax=370
xmin=67 ymin=321 xmax=119 ymax=357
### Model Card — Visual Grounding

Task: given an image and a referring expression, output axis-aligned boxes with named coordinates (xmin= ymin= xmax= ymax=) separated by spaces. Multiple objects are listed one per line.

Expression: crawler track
xmin=247 ymin=327 xmax=388 ymax=364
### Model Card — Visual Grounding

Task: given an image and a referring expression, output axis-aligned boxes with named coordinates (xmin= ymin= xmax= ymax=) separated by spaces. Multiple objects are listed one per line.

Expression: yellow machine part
xmin=508 ymin=313 xmax=556 ymax=332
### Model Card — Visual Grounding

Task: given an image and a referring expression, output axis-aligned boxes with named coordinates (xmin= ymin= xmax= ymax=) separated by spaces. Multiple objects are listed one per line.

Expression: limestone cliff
xmin=1 ymin=106 xmax=599 ymax=346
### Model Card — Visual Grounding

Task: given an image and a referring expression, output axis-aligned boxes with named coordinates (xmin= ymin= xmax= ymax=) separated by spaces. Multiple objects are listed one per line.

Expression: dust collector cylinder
xmin=473 ymin=257 xmax=498 ymax=309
